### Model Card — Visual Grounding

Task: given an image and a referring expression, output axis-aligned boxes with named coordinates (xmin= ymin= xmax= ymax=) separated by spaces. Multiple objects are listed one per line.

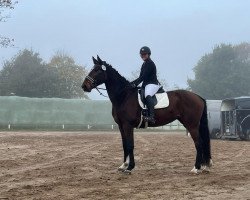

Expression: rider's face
xmin=140 ymin=53 xmax=149 ymax=61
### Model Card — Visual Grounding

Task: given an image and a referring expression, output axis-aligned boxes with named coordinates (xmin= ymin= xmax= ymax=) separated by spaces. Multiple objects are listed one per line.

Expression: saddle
xmin=138 ymin=87 xmax=169 ymax=109
xmin=136 ymin=87 xmax=169 ymax=129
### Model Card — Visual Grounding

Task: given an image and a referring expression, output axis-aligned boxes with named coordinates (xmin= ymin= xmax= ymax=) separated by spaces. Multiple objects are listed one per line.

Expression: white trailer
xmin=206 ymin=100 xmax=222 ymax=139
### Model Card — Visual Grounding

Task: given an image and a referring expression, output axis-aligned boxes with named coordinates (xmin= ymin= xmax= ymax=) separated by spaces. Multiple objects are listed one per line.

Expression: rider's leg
xmin=145 ymin=96 xmax=156 ymax=123
xmin=144 ymin=84 xmax=160 ymax=123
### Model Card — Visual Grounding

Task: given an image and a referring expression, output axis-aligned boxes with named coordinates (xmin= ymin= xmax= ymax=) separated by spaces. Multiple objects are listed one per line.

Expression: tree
xmin=0 ymin=0 xmax=17 ymax=47
xmin=0 ymin=49 xmax=89 ymax=98
xmin=0 ymin=49 xmax=61 ymax=97
xmin=187 ymin=43 xmax=250 ymax=99
xmin=48 ymin=52 xmax=88 ymax=99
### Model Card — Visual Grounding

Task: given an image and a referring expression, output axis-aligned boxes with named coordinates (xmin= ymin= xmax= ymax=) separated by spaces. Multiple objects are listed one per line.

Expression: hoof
xmin=118 ymin=167 xmax=127 ymax=172
xmin=190 ymin=166 xmax=202 ymax=174
xmin=118 ymin=162 xmax=128 ymax=172
xmin=123 ymin=169 xmax=132 ymax=175
xmin=202 ymin=166 xmax=210 ymax=173
xmin=199 ymin=159 xmax=213 ymax=173
xmin=118 ymin=168 xmax=125 ymax=172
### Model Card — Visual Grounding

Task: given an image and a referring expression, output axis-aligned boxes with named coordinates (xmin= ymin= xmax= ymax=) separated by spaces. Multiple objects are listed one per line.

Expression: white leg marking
xmin=123 ymin=169 xmax=132 ymax=175
xmin=191 ymin=159 xmax=213 ymax=174
xmin=202 ymin=165 xmax=210 ymax=172
xmin=190 ymin=166 xmax=202 ymax=174
xmin=126 ymin=156 xmax=130 ymax=164
xmin=209 ymin=159 xmax=213 ymax=167
xmin=118 ymin=156 xmax=129 ymax=171
xmin=202 ymin=159 xmax=213 ymax=173
xmin=190 ymin=166 xmax=198 ymax=174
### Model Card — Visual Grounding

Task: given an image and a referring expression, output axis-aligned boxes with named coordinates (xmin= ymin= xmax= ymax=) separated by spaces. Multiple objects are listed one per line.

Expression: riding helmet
xmin=140 ymin=46 xmax=151 ymax=55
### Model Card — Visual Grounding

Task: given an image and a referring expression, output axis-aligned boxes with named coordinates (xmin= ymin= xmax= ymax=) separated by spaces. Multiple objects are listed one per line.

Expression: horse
xmin=82 ymin=56 xmax=212 ymax=174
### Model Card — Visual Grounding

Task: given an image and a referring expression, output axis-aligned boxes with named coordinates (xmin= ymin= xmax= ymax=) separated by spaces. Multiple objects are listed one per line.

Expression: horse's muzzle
xmin=82 ymin=83 xmax=91 ymax=92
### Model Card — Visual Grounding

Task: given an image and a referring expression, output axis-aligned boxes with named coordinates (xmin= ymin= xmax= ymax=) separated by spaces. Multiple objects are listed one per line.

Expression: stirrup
xmin=144 ymin=116 xmax=155 ymax=124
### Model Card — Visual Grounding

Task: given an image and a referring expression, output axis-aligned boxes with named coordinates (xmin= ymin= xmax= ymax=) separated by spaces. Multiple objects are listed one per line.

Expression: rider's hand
xmin=130 ymin=82 xmax=137 ymax=88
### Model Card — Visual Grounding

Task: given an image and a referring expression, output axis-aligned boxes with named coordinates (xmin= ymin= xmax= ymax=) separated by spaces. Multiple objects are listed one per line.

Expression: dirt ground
xmin=0 ymin=131 xmax=249 ymax=200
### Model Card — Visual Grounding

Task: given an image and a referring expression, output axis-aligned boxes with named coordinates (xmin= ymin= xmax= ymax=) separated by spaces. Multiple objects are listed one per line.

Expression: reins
xmin=95 ymin=87 xmax=108 ymax=98
xmin=95 ymin=85 xmax=133 ymax=99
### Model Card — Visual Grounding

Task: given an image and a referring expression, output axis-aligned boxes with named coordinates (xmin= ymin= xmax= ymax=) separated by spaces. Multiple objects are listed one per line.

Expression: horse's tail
xmin=199 ymin=99 xmax=211 ymax=165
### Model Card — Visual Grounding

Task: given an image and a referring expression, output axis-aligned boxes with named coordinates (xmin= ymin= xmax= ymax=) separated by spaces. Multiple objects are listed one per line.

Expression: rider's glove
xmin=130 ymin=82 xmax=137 ymax=88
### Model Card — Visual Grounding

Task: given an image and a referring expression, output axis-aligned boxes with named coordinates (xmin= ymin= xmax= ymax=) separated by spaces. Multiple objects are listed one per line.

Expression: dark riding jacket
xmin=132 ymin=58 xmax=159 ymax=88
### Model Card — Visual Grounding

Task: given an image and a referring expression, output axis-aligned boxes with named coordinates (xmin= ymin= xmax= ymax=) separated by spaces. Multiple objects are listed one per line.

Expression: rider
xmin=131 ymin=46 xmax=160 ymax=123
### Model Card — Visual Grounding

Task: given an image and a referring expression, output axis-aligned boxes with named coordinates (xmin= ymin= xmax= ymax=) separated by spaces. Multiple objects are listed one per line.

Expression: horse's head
xmin=82 ymin=56 xmax=108 ymax=92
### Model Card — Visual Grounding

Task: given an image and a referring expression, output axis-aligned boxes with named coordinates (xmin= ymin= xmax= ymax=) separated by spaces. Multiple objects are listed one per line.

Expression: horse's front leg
xmin=117 ymin=124 xmax=135 ymax=174
xmin=122 ymin=124 xmax=135 ymax=174
xmin=118 ymin=125 xmax=129 ymax=172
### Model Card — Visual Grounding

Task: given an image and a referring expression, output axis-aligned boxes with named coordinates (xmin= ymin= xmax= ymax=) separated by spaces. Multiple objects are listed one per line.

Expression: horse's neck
xmin=104 ymin=69 xmax=129 ymax=105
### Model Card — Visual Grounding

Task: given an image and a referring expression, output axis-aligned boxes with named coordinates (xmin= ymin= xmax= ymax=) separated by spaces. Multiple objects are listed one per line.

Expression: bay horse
xmin=82 ymin=56 xmax=212 ymax=174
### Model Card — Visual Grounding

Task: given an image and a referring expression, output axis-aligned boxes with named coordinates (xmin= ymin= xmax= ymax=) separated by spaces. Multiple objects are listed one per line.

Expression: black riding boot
xmin=144 ymin=96 xmax=156 ymax=124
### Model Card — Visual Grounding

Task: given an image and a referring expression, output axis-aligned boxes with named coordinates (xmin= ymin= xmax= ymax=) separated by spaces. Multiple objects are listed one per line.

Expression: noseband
xmin=85 ymin=75 xmax=95 ymax=85
xmin=85 ymin=75 xmax=108 ymax=98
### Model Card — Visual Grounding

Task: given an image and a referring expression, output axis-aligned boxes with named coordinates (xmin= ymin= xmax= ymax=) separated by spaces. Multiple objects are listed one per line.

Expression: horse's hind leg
xmin=202 ymin=159 xmax=213 ymax=173
xmin=189 ymin=127 xmax=203 ymax=174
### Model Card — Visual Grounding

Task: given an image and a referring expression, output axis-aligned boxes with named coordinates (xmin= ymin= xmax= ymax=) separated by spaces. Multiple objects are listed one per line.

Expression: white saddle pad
xmin=138 ymin=92 xmax=169 ymax=109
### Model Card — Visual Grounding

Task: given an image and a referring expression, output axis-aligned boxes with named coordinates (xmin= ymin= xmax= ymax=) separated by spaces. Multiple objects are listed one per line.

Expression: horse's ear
xmin=92 ymin=56 xmax=98 ymax=65
xmin=97 ymin=55 xmax=103 ymax=64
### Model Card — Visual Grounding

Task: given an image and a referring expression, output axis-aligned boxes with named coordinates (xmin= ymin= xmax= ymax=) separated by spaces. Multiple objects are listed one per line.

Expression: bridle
xmin=85 ymin=62 xmax=133 ymax=99
xmin=85 ymin=75 xmax=95 ymax=85
xmin=85 ymin=72 xmax=108 ymax=98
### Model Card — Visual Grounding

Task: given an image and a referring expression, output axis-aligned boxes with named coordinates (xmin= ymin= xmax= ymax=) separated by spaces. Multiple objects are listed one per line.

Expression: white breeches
xmin=145 ymin=84 xmax=160 ymax=97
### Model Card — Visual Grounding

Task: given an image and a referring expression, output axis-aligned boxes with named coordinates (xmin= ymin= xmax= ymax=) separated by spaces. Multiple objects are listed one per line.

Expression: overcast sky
xmin=1 ymin=0 xmax=250 ymax=99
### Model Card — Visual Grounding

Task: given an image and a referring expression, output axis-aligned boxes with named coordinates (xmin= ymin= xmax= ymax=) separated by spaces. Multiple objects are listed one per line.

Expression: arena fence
xmin=0 ymin=96 xmax=185 ymax=131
